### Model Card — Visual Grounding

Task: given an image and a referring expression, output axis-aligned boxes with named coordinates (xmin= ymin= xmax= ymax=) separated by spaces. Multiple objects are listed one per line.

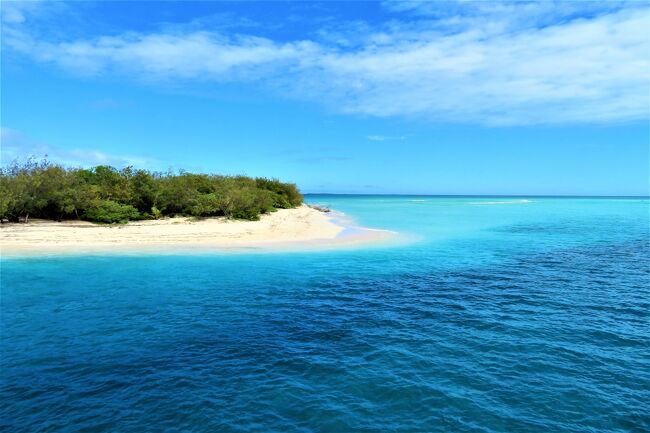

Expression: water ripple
xmin=2 ymin=199 xmax=649 ymax=433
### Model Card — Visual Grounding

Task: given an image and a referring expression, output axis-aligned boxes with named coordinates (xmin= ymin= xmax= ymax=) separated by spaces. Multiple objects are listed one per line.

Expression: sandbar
xmin=0 ymin=205 xmax=394 ymax=257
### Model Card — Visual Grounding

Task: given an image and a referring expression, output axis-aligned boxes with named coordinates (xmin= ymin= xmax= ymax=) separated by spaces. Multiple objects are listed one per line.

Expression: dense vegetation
xmin=0 ymin=160 xmax=303 ymax=223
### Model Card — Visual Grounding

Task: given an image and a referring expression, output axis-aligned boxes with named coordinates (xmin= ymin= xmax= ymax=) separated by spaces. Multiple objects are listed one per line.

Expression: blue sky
xmin=1 ymin=1 xmax=648 ymax=195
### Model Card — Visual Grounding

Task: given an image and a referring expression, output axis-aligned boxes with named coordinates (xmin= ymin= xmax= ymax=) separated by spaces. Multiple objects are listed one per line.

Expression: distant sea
xmin=2 ymin=195 xmax=649 ymax=432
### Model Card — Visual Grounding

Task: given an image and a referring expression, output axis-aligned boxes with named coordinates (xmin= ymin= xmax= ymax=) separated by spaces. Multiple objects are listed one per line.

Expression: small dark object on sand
xmin=308 ymin=205 xmax=331 ymax=213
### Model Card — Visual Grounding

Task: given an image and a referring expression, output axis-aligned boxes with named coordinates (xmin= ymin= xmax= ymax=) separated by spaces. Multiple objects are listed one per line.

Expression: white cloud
xmin=0 ymin=1 xmax=41 ymax=24
xmin=2 ymin=2 xmax=648 ymax=125
xmin=0 ymin=127 xmax=158 ymax=168
xmin=5 ymin=29 xmax=320 ymax=79
xmin=367 ymin=135 xmax=406 ymax=141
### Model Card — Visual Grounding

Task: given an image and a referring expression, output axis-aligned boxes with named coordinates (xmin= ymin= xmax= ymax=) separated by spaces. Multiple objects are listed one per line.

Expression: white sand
xmin=0 ymin=205 xmax=393 ymax=256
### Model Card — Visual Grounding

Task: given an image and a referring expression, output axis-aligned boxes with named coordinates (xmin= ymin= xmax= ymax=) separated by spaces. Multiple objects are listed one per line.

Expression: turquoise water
xmin=2 ymin=195 xmax=649 ymax=432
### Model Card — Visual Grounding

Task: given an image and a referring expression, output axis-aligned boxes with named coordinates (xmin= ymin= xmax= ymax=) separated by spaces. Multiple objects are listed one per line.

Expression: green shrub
xmin=228 ymin=189 xmax=275 ymax=220
xmin=189 ymin=193 xmax=221 ymax=217
xmin=83 ymin=200 xmax=141 ymax=224
xmin=0 ymin=161 xmax=304 ymax=223
xmin=255 ymin=177 xmax=303 ymax=208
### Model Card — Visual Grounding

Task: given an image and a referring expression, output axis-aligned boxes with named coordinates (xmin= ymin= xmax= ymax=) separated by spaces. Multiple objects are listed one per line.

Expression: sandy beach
xmin=0 ymin=205 xmax=393 ymax=256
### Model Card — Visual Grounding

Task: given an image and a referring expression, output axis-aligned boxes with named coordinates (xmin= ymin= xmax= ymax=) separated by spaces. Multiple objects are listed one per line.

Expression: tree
xmin=83 ymin=200 xmax=141 ymax=224
xmin=130 ymin=169 xmax=158 ymax=213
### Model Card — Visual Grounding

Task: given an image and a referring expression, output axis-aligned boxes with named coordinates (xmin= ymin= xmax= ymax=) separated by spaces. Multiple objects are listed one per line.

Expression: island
xmin=0 ymin=161 xmax=393 ymax=255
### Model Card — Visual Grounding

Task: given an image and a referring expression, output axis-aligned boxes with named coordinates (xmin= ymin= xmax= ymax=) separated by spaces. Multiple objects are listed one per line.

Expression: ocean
xmin=2 ymin=195 xmax=649 ymax=432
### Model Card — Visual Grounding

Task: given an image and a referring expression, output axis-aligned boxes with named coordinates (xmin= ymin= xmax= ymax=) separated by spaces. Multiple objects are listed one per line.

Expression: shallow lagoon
xmin=2 ymin=196 xmax=648 ymax=432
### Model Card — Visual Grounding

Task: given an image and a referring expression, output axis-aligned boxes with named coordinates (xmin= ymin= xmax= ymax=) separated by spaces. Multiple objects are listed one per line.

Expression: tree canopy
xmin=0 ymin=160 xmax=303 ymax=223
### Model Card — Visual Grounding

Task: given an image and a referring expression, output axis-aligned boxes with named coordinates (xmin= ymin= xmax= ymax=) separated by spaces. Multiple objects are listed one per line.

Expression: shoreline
xmin=0 ymin=205 xmax=396 ymax=258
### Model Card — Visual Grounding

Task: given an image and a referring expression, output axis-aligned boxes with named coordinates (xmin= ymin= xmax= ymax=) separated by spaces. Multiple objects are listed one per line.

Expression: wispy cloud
xmin=367 ymin=135 xmax=406 ymax=142
xmin=0 ymin=127 xmax=159 ymax=168
xmin=1 ymin=1 xmax=42 ymax=24
xmin=2 ymin=1 xmax=648 ymax=125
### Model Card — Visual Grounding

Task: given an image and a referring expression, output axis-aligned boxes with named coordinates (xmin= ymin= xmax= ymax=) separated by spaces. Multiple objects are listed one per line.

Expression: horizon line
xmin=303 ymin=193 xmax=650 ymax=199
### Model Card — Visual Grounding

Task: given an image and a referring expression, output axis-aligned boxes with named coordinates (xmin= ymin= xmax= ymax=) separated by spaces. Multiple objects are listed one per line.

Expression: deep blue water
xmin=2 ymin=196 xmax=649 ymax=433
